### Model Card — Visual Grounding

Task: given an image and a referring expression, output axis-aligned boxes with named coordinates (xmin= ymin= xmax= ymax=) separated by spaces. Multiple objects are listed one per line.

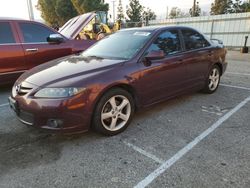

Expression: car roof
xmin=0 ymin=17 xmax=26 ymax=21
xmin=120 ymin=25 xmax=197 ymax=32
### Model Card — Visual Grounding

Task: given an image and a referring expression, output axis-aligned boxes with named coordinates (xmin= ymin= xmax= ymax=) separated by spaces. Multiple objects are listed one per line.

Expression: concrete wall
xmin=149 ymin=13 xmax=250 ymax=48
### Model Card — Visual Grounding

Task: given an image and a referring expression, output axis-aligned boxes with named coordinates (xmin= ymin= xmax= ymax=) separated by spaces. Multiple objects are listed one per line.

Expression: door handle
xmin=25 ymin=48 xmax=38 ymax=52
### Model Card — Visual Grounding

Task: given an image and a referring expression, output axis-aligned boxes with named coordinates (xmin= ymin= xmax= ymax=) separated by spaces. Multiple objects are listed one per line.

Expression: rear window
xmin=181 ymin=29 xmax=210 ymax=50
xmin=0 ymin=22 xmax=15 ymax=44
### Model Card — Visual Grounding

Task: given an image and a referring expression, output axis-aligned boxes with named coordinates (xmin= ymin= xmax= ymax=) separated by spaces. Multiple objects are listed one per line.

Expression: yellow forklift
xmin=59 ymin=11 xmax=121 ymax=41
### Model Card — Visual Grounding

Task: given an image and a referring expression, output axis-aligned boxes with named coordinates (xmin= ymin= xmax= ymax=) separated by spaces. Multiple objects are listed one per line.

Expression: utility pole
xmin=112 ymin=0 xmax=116 ymax=22
xmin=27 ymin=0 xmax=34 ymax=20
xmin=192 ymin=0 xmax=196 ymax=17
xmin=166 ymin=6 xmax=169 ymax=19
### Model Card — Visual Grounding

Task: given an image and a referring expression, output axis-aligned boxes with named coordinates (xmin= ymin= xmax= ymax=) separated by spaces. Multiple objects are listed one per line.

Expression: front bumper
xmin=9 ymin=93 xmax=92 ymax=133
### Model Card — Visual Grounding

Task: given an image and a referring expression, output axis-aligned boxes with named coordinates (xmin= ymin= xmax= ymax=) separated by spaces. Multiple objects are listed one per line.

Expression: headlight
xmin=34 ymin=88 xmax=86 ymax=98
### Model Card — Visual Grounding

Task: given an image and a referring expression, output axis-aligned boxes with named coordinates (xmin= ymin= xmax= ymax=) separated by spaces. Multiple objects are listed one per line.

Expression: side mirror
xmin=143 ymin=50 xmax=165 ymax=66
xmin=211 ymin=39 xmax=223 ymax=45
xmin=47 ymin=34 xmax=64 ymax=44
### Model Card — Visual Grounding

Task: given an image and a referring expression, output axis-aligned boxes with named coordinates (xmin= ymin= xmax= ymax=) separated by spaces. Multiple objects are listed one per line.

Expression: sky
xmin=0 ymin=0 xmax=214 ymax=21
xmin=105 ymin=0 xmax=214 ymax=19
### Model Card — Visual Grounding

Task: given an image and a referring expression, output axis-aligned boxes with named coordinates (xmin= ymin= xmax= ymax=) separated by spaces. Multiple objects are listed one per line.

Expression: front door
xmin=136 ymin=29 xmax=188 ymax=105
xmin=17 ymin=22 xmax=72 ymax=70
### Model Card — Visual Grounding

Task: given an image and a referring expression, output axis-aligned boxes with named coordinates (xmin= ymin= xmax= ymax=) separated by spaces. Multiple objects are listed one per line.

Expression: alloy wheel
xmin=208 ymin=68 xmax=220 ymax=91
xmin=101 ymin=95 xmax=131 ymax=131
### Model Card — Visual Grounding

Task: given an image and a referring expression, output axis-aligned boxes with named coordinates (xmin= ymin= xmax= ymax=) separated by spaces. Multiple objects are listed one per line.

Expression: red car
xmin=0 ymin=17 xmax=95 ymax=85
xmin=9 ymin=26 xmax=227 ymax=135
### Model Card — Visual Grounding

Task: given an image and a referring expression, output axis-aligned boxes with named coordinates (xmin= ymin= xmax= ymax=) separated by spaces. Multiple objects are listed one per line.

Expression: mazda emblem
xmin=15 ymin=84 xmax=21 ymax=93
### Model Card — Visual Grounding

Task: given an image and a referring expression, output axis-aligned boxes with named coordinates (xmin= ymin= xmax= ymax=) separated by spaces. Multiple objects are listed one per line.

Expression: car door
xmin=136 ymin=29 xmax=189 ymax=105
xmin=180 ymin=28 xmax=213 ymax=87
xmin=0 ymin=21 xmax=26 ymax=84
xmin=16 ymin=21 xmax=72 ymax=69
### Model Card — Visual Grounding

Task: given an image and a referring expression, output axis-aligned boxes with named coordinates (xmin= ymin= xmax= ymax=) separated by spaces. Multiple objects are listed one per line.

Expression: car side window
xmin=0 ymin=22 xmax=15 ymax=44
xmin=19 ymin=23 xmax=55 ymax=43
xmin=146 ymin=30 xmax=181 ymax=56
xmin=181 ymin=29 xmax=210 ymax=50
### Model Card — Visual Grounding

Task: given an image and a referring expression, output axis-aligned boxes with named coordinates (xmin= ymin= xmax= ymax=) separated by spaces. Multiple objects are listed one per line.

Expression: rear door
xmin=16 ymin=21 xmax=72 ymax=69
xmin=137 ymin=29 xmax=188 ymax=105
xmin=180 ymin=28 xmax=212 ymax=87
xmin=0 ymin=21 xmax=26 ymax=84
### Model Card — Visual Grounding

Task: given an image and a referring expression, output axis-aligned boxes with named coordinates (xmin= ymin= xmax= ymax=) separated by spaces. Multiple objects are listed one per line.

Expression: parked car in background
xmin=9 ymin=26 xmax=227 ymax=135
xmin=0 ymin=17 xmax=95 ymax=85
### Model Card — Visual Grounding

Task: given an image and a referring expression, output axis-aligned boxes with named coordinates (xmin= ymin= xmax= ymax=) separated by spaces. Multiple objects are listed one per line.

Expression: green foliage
xmin=143 ymin=8 xmax=157 ymax=21
xmin=55 ymin=0 xmax=78 ymax=25
xmin=71 ymin=0 xmax=109 ymax=14
xmin=126 ymin=0 xmax=143 ymax=22
xmin=211 ymin=0 xmax=250 ymax=15
xmin=231 ymin=0 xmax=250 ymax=13
xmin=37 ymin=0 xmax=61 ymax=27
xmin=189 ymin=1 xmax=201 ymax=17
xmin=117 ymin=0 xmax=125 ymax=21
xmin=240 ymin=2 xmax=250 ymax=12
xmin=210 ymin=0 xmax=233 ymax=15
xmin=37 ymin=0 xmax=109 ymax=27
xmin=169 ymin=7 xmax=188 ymax=18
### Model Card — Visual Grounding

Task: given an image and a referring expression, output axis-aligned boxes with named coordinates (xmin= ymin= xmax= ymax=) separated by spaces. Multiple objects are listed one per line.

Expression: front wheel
xmin=92 ymin=88 xmax=135 ymax=136
xmin=202 ymin=65 xmax=221 ymax=94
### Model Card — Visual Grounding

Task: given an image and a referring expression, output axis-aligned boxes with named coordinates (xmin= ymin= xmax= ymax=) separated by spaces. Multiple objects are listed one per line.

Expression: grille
xmin=16 ymin=82 xmax=34 ymax=96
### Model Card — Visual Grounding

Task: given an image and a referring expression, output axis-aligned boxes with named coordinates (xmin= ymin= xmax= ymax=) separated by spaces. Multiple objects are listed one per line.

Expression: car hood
xmin=18 ymin=55 xmax=125 ymax=88
xmin=59 ymin=12 xmax=95 ymax=39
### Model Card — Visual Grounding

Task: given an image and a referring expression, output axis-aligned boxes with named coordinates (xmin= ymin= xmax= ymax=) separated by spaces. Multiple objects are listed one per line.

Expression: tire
xmin=202 ymin=64 xmax=221 ymax=94
xmin=92 ymin=88 xmax=135 ymax=136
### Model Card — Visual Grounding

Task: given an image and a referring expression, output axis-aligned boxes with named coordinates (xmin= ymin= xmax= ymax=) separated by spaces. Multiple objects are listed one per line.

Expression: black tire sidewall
xmin=92 ymin=88 xmax=135 ymax=136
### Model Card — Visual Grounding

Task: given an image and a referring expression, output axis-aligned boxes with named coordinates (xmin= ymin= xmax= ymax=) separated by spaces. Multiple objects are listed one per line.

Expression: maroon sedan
xmin=0 ymin=17 xmax=95 ymax=85
xmin=9 ymin=26 xmax=227 ymax=135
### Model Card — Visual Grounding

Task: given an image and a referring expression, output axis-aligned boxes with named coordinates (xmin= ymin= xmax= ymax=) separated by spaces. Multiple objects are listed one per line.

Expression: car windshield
xmin=81 ymin=30 xmax=152 ymax=60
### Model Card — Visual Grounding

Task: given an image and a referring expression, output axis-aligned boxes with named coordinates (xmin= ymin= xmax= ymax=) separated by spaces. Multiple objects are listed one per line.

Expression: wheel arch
xmin=214 ymin=62 xmax=223 ymax=75
xmin=89 ymin=83 xmax=139 ymax=129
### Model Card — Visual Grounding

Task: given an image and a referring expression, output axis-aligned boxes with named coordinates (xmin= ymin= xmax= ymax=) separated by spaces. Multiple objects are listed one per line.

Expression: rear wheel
xmin=203 ymin=65 xmax=221 ymax=94
xmin=92 ymin=88 xmax=135 ymax=136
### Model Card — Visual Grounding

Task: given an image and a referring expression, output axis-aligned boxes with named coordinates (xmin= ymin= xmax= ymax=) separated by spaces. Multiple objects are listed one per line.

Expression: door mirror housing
xmin=145 ymin=50 xmax=165 ymax=61
xmin=211 ymin=38 xmax=223 ymax=45
xmin=142 ymin=50 xmax=165 ymax=66
xmin=47 ymin=34 xmax=65 ymax=44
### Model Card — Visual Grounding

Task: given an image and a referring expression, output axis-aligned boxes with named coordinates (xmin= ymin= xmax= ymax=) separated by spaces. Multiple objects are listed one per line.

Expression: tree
xmin=117 ymin=0 xmax=125 ymax=22
xmin=169 ymin=7 xmax=188 ymax=18
xmin=231 ymin=0 xmax=250 ymax=13
xmin=37 ymin=0 xmax=61 ymax=27
xmin=55 ymin=0 xmax=78 ymax=25
xmin=143 ymin=8 xmax=157 ymax=20
xmin=37 ymin=0 xmax=109 ymax=27
xmin=71 ymin=0 xmax=109 ymax=14
xmin=210 ymin=0 xmax=233 ymax=15
xmin=240 ymin=2 xmax=250 ymax=12
xmin=126 ymin=0 xmax=143 ymax=22
xmin=189 ymin=1 xmax=201 ymax=17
